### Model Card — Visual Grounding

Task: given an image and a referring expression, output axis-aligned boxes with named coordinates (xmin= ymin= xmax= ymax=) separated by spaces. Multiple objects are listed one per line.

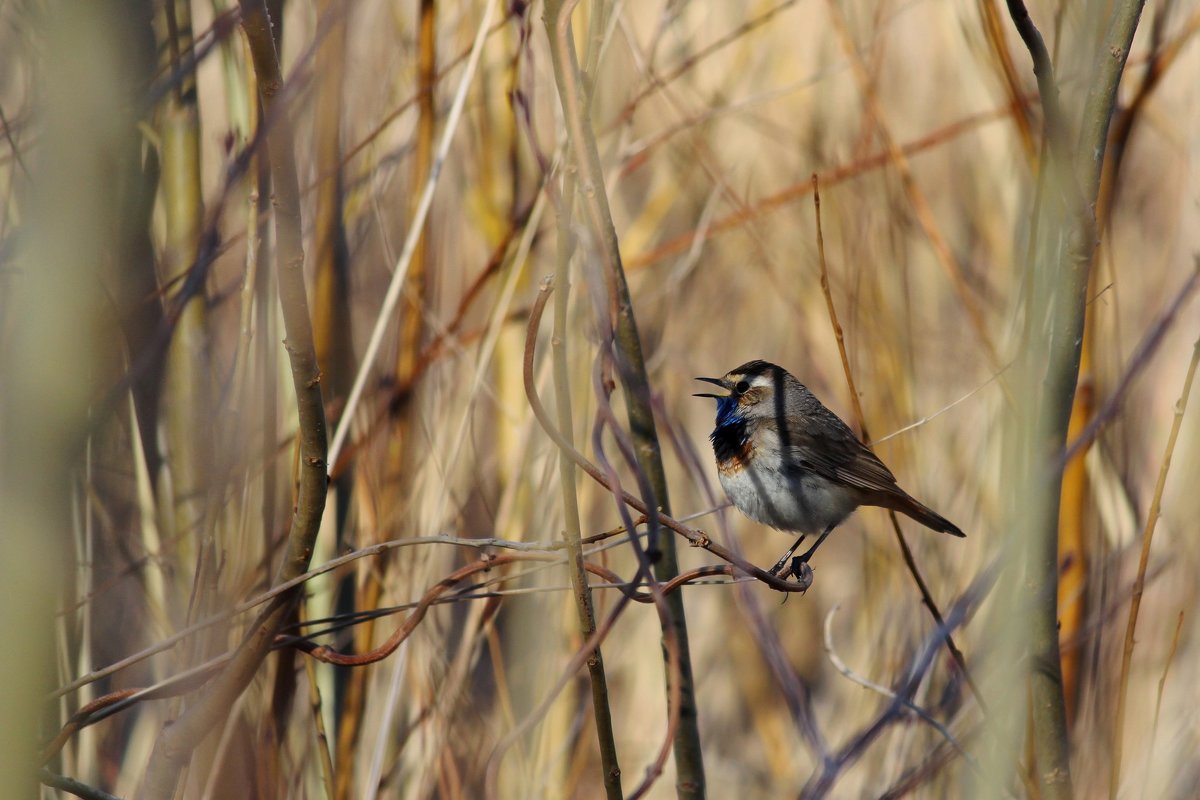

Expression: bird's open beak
xmin=693 ymin=376 xmax=730 ymax=399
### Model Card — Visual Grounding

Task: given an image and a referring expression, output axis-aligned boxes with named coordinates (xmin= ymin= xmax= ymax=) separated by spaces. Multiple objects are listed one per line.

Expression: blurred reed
xmin=6 ymin=1 xmax=1200 ymax=798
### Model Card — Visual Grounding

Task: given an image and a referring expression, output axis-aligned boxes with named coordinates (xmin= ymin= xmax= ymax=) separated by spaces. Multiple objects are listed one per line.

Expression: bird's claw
xmin=789 ymin=557 xmax=814 ymax=587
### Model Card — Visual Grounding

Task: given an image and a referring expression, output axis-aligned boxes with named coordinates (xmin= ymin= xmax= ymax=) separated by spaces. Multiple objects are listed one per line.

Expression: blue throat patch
xmin=709 ymin=397 xmax=749 ymax=465
xmin=714 ymin=395 xmax=743 ymax=428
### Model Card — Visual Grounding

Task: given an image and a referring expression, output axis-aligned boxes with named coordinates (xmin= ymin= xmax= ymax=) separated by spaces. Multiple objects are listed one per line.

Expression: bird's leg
xmin=789 ymin=524 xmax=834 ymax=579
xmin=768 ymin=534 xmax=807 ymax=576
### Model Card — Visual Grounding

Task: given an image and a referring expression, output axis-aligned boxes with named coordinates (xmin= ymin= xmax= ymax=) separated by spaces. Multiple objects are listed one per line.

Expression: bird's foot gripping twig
xmin=789 ymin=558 xmax=814 ymax=586
xmin=770 ymin=524 xmax=834 ymax=587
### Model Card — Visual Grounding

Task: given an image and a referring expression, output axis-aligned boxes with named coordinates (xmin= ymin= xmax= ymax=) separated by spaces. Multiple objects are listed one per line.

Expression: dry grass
xmin=5 ymin=0 xmax=1200 ymax=798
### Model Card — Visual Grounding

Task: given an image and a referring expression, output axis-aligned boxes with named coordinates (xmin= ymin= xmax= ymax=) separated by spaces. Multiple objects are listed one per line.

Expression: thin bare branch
xmin=811 ymin=177 xmax=986 ymax=712
xmin=801 ymin=567 xmax=996 ymax=797
xmin=521 ymin=280 xmax=811 ymax=594
xmin=1061 ymin=265 xmax=1200 ymax=466
xmin=821 ymin=604 xmax=977 ymax=768
xmin=1111 ymin=317 xmax=1200 ymax=797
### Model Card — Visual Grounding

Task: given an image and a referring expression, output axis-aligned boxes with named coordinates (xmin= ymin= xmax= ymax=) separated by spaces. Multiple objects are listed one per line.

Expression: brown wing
xmin=781 ymin=425 xmax=902 ymax=496
xmin=779 ymin=417 xmax=965 ymax=537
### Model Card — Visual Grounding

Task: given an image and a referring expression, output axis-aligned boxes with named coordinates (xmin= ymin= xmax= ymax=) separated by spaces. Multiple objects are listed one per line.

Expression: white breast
xmin=718 ymin=452 xmax=860 ymax=535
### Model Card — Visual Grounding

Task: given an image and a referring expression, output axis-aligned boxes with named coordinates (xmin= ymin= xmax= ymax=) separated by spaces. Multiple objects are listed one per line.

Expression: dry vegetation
xmin=3 ymin=0 xmax=1199 ymax=798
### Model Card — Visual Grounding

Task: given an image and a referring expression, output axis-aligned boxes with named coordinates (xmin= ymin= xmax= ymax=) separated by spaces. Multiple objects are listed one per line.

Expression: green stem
xmin=1002 ymin=2 xmax=1145 ymax=798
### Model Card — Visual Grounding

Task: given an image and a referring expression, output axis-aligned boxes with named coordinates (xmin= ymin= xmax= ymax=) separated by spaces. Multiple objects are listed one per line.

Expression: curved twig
xmin=821 ymin=604 xmax=978 ymax=770
xmin=801 ymin=566 xmax=997 ymax=797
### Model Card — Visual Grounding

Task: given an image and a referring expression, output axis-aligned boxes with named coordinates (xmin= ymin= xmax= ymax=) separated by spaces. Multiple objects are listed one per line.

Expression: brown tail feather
xmin=877 ymin=491 xmax=965 ymax=538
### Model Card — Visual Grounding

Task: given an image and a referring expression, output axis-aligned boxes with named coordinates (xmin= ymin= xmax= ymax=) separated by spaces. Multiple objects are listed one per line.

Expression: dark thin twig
xmin=1003 ymin=0 xmax=1090 ymax=241
xmin=39 ymin=770 xmax=123 ymax=800
xmin=0 ymin=102 xmax=31 ymax=177
xmin=810 ymin=175 xmax=987 ymax=712
xmin=1003 ymin=1 xmax=1073 ymax=168
xmin=821 ymin=604 xmax=979 ymax=769
xmin=799 ymin=565 xmax=997 ymax=798
xmin=140 ymin=9 xmax=241 ymax=116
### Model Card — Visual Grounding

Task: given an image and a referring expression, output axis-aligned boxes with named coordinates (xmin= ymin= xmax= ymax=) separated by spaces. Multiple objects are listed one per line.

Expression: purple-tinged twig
xmin=821 ymin=604 xmax=979 ymax=770
xmin=1060 ymin=262 xmax=1200 ymax=467
xmin=799 ymin=566 xmax=997 ymax=798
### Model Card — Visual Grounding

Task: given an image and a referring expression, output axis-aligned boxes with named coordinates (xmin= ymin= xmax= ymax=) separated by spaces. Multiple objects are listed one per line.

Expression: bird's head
xmin=694 ymin=360 xmax=787 ymax=426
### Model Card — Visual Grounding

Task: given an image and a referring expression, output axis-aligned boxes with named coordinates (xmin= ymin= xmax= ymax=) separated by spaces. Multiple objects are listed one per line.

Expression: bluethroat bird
xmin=695 ymin=360 xmax=964 ymax=581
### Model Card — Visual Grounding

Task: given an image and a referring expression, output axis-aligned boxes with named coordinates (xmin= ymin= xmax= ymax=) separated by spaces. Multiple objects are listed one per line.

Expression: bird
xmin=694 ymin=359 xmax=964 ymax=581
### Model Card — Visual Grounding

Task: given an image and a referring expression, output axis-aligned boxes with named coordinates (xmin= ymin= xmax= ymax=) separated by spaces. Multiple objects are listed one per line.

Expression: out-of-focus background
xmin=4 ymin=0 xmax=1199 ymax=797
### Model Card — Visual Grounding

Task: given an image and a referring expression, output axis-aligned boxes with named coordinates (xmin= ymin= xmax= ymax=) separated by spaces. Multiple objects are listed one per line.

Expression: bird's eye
xmin=734 ymin=380 xmax=751 ymax=394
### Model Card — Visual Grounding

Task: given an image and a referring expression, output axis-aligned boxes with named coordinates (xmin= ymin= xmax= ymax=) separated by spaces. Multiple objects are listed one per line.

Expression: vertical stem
xmin=156 ymin=0 xmax=212 ymax=627
xmin=308 ymin=0 xmax=356 ymax=791
xmin=550 ymin=194 xmax=623 ymax=796
xmin=139 ymin=0 xmax=328 ymax=794
xmin=235 ymin=0 xmax=327 ymax=590
xmin=542 ymin=2 xmax=705 ymax=796
xmin=1000 ymin=2 xmax=1145 ymax=798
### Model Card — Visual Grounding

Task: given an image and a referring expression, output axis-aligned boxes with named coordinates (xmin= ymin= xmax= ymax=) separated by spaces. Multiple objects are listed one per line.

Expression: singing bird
xmin=695 ymin=360 xmax=964 ymax=580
